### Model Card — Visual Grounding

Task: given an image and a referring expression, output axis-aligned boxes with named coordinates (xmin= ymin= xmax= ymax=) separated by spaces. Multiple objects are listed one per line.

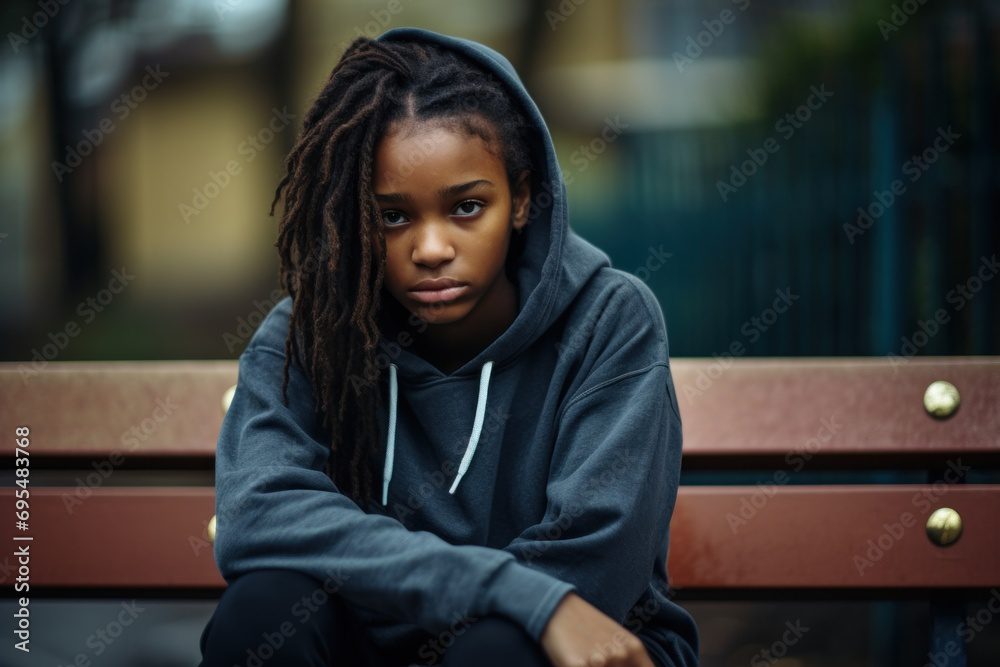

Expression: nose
xmin=411 ymin=219 xmax=456 ymax=267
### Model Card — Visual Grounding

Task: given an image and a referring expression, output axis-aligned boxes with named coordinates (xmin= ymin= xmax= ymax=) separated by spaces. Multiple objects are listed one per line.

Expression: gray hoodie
xmin=213 ymin=26 xmax=698 ymax=666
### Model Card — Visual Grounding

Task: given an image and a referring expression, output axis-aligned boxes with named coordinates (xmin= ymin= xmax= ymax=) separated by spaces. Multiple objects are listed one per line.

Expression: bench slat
xmin=0 ymin=362 xmax=236 ymax=459
xmin=1 ymin=488 xmax=219 ymax=588
xmin=673 ymin=357 xmax=1000 ymax=463
xmin=2 ymin=358 xmax=998 ymax=462
xmin=2 ymin=486 xmax=996 ymax=590
xmin=669 ymin=485 xmax=1000 ymax=589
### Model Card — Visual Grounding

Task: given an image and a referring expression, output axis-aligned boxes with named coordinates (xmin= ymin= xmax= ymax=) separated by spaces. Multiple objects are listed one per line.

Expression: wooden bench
xmin=2 ymin=357 xmax=998 ymax=664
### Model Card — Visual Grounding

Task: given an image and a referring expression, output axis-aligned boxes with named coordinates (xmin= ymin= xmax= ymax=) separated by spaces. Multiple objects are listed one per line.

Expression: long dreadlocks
xmin=268 ymin=36 xmax=538 ymax=509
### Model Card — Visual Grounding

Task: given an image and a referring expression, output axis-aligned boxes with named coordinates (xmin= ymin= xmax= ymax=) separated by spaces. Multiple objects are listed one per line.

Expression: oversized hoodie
xmin=213 ymin=26 xmax=699 ymax=667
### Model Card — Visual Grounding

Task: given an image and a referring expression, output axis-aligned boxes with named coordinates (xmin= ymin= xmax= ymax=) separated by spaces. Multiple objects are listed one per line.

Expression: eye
xmin=381 ymin=209 xmax=408 ymax=227
xmin=453 ymin=200 xmax=484 ymax=218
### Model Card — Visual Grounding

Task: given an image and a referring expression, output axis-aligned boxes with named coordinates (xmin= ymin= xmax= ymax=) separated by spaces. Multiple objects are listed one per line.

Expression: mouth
xmin=408 ymin=284 xmax=469 ymax=304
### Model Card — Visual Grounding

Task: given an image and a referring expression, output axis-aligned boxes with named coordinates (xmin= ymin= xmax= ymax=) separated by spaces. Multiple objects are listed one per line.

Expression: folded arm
xmin=213 ymin=341 xmax=576 ymax=638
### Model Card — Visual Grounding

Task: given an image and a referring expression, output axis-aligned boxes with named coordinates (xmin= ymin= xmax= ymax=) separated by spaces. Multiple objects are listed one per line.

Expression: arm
xmin=511 ymin=362 xmax=678 ymax=620
xmin=504 ymin=277 xmax=699 ymax=662
xmin=213 ymin=340 xmax=576 ymax=638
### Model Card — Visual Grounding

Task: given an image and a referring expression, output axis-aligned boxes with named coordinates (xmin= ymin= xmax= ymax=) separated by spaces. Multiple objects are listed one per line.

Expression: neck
xmin=381 ymin=274 xmax=519 ymax=373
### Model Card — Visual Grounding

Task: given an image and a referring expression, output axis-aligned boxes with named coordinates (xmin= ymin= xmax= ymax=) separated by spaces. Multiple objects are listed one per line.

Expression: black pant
xmin=198 ymin=568 xmax=554 ymax=667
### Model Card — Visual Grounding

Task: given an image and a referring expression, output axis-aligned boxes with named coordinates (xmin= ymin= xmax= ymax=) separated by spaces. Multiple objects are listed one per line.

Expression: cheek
xmin=382 ymin=242 xmax=406 ymax=288
xmin=481 ymin=215 xmax=513 ymax=261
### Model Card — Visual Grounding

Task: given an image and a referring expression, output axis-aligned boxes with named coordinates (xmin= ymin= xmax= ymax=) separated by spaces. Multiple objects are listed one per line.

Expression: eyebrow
xmin=373 ymin=179 xmax=494 ymax=204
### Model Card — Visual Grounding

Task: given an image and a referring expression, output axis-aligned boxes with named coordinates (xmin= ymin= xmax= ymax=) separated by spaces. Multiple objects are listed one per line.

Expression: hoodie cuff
xmin=485 ymin=559 xmax=578 ymax=642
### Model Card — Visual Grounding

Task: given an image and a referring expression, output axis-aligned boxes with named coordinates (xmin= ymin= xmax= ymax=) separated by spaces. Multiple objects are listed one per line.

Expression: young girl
xmin=199 ymin=26 xmax=699 ymax=667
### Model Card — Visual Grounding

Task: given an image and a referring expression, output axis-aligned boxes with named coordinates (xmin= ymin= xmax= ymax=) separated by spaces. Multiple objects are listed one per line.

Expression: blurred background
xmin=0 ymin=0 xmax=997 ymax=665
xmin=2 ymin=0 xmax=998 ymax=361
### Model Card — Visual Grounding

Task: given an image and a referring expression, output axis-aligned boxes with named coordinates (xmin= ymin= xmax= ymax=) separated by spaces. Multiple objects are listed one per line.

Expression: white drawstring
xmin=381 ymin=363 xmax=399 ymax=506
xmin=449 ymin=359 xmax=494 ymax=495
xmin=381 ymin=360 xmax=494 ymax=505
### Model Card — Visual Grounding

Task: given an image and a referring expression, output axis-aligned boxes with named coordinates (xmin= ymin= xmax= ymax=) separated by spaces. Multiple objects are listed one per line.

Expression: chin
xmin=408 ymin=299 xmax=471 ymax=325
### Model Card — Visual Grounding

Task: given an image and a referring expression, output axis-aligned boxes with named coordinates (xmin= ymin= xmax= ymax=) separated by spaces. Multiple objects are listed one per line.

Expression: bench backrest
xmin=1 ymin=358 xmax=997 ymax=592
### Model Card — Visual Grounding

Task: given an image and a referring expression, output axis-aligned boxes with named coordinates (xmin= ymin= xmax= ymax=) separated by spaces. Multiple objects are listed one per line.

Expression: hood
xmin=372 ymin=27 xmax=611 ymax=504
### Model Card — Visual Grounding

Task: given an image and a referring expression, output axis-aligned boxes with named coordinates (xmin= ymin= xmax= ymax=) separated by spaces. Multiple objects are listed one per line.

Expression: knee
xmin=215 ymin=568 xmax=336 ymax=620
xmin=200 ymin=569 xmax=346 ymax=666
xmin=457 ymin=616 xmax=528 ymax=647
xmin=442 ymin=615 xmax=549 ymax=667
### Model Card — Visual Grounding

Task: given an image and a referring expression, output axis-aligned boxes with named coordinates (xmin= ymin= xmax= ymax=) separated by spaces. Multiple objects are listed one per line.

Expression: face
xmin=372 ymin=118 xmax=530 ymax=327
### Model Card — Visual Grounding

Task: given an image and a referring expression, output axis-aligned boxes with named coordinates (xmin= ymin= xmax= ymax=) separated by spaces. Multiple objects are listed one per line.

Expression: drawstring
xmin=381 ymin=360 xmax=494 ymax=506
xmin=381 ymin=363 xmax=399 ymax=507
xmin=449 ymin=359 xmax=494 ymax=495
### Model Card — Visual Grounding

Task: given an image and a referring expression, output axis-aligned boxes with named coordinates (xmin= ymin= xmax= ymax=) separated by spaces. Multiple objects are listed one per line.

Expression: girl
xmin=199 ymin=26 xmax=699 ymax=667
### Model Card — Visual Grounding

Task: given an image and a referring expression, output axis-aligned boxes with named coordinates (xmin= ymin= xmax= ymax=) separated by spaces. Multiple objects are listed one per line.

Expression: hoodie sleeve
xmin=501 ymin=276 xmax=699 ymax=663
xmin=212 ymin=338 xmax=578 ymax=639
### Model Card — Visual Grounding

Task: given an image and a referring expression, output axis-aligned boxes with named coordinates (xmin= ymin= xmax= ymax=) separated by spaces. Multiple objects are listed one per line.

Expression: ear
xmin=510 ymin=170 xmax=531 ymax=232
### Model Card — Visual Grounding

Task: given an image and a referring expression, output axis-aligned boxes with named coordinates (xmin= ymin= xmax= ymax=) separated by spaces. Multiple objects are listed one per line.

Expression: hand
xmin=540 ymin=592 xmax=656 ymax=667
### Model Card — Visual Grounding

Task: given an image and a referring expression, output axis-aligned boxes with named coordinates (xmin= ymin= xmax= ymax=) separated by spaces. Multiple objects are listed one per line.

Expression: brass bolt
xmin=923 ymin=381 xmax=960 ymax=419
xmin=926 ymin=507 xmax=962 ymax=547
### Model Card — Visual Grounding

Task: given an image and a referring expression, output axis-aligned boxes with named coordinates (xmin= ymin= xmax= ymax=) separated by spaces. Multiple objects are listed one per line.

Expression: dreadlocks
xmin=268 ymin=36 xmax=537 ymax=509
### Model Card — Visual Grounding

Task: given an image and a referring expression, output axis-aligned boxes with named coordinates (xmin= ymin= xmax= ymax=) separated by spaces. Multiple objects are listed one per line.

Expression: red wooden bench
xmin=2 ymin=357 xmax=998 ymax=664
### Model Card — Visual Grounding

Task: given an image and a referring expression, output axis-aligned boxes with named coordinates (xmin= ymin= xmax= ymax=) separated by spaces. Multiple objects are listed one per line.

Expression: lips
xmin=409 ymin=278 xmax=469 ymax=304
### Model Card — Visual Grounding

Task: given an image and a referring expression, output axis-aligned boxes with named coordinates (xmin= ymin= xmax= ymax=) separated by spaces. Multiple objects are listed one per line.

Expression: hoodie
xmin=213 ymin=26 xmax=699 ymax=667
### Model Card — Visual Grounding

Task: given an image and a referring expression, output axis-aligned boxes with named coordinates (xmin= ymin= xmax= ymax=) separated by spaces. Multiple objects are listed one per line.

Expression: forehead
xmin=372 ymin=119 xmax=504 ymax=192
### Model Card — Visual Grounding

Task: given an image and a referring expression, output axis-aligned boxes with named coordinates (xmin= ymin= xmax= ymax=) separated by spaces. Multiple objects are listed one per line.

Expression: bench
xmin=2 ymin=357 xmax=998 ymax=664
